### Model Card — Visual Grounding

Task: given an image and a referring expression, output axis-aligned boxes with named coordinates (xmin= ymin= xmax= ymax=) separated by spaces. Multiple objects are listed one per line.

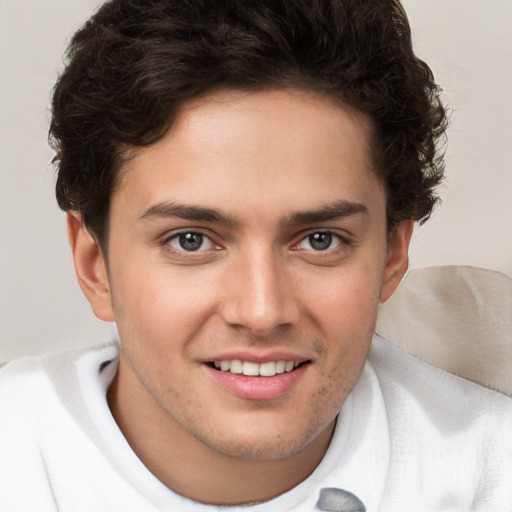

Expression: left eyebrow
xmin=284 ymin=200 xmax=368 ymax=226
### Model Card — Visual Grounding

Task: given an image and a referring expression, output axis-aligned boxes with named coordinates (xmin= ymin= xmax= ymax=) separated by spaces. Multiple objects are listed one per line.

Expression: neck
xmin=107 ymin=360 xmax=335 ymax=505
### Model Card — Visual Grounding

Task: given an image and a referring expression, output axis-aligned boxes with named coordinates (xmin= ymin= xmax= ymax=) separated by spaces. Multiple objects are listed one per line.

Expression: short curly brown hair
xmin=50 ymin=0 xmax=447 ymax=247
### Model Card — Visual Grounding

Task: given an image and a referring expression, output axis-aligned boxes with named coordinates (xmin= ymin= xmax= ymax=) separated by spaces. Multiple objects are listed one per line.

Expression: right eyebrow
xmin=138 ymin=201 xmax=239 ymax=227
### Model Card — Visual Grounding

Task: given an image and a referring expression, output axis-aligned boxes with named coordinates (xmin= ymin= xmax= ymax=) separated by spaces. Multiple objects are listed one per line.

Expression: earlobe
xmin=67 ymin=211 xmax=115 ymax=322
xmin=379 ymin=220 xmax=414 ymax=303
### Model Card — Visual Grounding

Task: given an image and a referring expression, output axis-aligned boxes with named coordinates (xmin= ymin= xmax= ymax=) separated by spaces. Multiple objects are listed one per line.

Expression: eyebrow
xmin=139 ymin=199 xmax=368 ymax=227
xmin=284 ymin=200 xmax=368 ymax=226
xmin=139 ymin=202 xmax=238 ymax=227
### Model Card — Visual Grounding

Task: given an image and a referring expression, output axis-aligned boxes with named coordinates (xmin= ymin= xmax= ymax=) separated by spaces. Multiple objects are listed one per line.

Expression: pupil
xmin=179 ymin=233 xmax=203 ymax=251
xmin=309 ymin=232 xmax=332 ymax=250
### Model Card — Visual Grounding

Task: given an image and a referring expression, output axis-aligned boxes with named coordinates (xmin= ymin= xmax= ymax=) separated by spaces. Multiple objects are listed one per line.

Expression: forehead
xmin=114 ymin=88 xmax=384 ymax=224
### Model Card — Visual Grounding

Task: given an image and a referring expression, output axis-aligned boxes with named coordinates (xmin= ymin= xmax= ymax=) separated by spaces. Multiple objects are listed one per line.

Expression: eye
xmin=297 ymin=231 xmax=344 ymax=251
xmin=166 ymin=232 xmax=216 ymax=252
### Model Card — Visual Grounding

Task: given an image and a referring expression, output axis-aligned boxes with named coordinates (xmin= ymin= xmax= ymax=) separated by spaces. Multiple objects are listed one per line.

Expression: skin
xmin=68 ymin=88 xmax=412 ymax=505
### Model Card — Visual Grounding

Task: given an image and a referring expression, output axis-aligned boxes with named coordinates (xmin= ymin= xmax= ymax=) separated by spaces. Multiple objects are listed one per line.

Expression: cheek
xmin=301 ymin=261 xmax=381 ymax=398
xmin=113 ymin=262 xmax=208 ymax=317
xmin=305 ymin=264 xmax=383 ymax=331
xmin=109 ymin=263 xmax=223 ymax=362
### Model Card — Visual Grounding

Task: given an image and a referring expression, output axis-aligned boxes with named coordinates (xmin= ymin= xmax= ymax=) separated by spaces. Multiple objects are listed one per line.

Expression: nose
xmin=219 ymin=247 xmax=300 ymax=336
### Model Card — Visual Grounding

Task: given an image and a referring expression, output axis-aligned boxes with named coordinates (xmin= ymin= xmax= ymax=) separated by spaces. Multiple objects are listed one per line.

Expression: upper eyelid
xmin=159 ymin=228 xmax=351 ymax=247
xmin=162 ymin=228 xmax=216 ymax=243
xmin=162 ymin=231 xmax=221 ymax=258
xmin=293 ymin=228 xmax=351 ymax=243
xmin=289 ymin=231 xmax=353 ymax=255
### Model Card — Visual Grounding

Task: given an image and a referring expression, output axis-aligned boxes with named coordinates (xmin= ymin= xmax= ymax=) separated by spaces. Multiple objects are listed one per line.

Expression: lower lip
xmin=204 ymin=363 xmax=309 ymax=400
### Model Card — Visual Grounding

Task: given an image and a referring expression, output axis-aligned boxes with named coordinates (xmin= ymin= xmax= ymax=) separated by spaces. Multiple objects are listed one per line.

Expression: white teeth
xmin=213 ymin=359 xmax=300 ymax=376
xmin=213 ymin=359 xmax=299 ymax=377
xmin=242 ymin=361 xmax=259 ymax=376
xmin=275 ymin=361 xmax=286 ymax=374
xmin=230 ymin=359 xmax=243 ymax=374
xmin=259 ymin=361 xmax=276 ymax=377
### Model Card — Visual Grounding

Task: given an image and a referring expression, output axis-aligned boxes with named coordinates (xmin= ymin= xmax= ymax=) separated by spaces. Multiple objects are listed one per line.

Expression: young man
xmin=0 ymin=0 xmax=510 ymax=510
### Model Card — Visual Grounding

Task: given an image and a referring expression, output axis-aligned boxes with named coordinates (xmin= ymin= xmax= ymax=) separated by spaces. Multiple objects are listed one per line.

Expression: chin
xmin=198 ymin=413 xmax=334 ymax=461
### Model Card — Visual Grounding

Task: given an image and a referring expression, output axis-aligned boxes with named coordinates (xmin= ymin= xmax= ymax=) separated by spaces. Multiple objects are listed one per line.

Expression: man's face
xmin=76 ymin=89 xmax=409 ymax=462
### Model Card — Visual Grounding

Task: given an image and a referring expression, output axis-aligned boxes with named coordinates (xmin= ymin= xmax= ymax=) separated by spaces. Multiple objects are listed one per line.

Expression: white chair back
xmin=376 ymin=266 xmax=512 ymax=395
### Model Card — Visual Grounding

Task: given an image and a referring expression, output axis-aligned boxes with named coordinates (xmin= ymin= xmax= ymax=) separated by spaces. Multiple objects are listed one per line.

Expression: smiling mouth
xmin=207 ymin=359 xmax=310 ymax=377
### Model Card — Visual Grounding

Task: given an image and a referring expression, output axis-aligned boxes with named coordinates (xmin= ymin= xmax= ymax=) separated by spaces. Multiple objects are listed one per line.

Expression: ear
xmin=379 ymin=220 xmax=414 ymax=303
xmin=67 ymin=211 xmax=115 ymax=322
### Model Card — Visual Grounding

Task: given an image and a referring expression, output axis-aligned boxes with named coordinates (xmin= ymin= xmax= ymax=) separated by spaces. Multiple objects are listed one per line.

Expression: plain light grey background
xmin=1 ymin=0 xmax=511 ymax=361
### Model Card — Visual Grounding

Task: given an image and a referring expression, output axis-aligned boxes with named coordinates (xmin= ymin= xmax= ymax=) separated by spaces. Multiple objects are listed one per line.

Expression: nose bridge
xmin=221 ymin=244 xmax=299 ymax=335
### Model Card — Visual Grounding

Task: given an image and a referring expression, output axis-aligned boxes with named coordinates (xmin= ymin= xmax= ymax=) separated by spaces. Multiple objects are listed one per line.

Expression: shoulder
xmin=368 ymin=334 xmax=512 ymax=416
xmin=0 ymin=341 xmax=118 ymax=398
xmin=368 ymin=335 xmax=512 ymax=509
xmin=0 ymin=341 xmax=120 ymax=510
xmin=0 ymin=341 xmax=119 ymax=433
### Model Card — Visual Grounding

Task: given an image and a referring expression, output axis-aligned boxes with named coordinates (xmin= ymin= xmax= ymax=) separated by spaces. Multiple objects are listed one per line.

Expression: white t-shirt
xmin=0 ymin=335 xmax=510 ymax=511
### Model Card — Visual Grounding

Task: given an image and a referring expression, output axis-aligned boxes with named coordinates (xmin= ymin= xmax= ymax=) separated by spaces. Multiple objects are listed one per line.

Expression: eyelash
xmin=291 ymin=230 xmax=351 ymax=254
xmin=162 ymin=230 xmax=221 ymax=258
xmin=161 ymin=229 xmax=351 ymax=258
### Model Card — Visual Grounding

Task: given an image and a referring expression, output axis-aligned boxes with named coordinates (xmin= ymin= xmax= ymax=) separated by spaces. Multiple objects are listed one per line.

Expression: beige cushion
xmin=376 ymin=265 xmax=512 ymax=395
